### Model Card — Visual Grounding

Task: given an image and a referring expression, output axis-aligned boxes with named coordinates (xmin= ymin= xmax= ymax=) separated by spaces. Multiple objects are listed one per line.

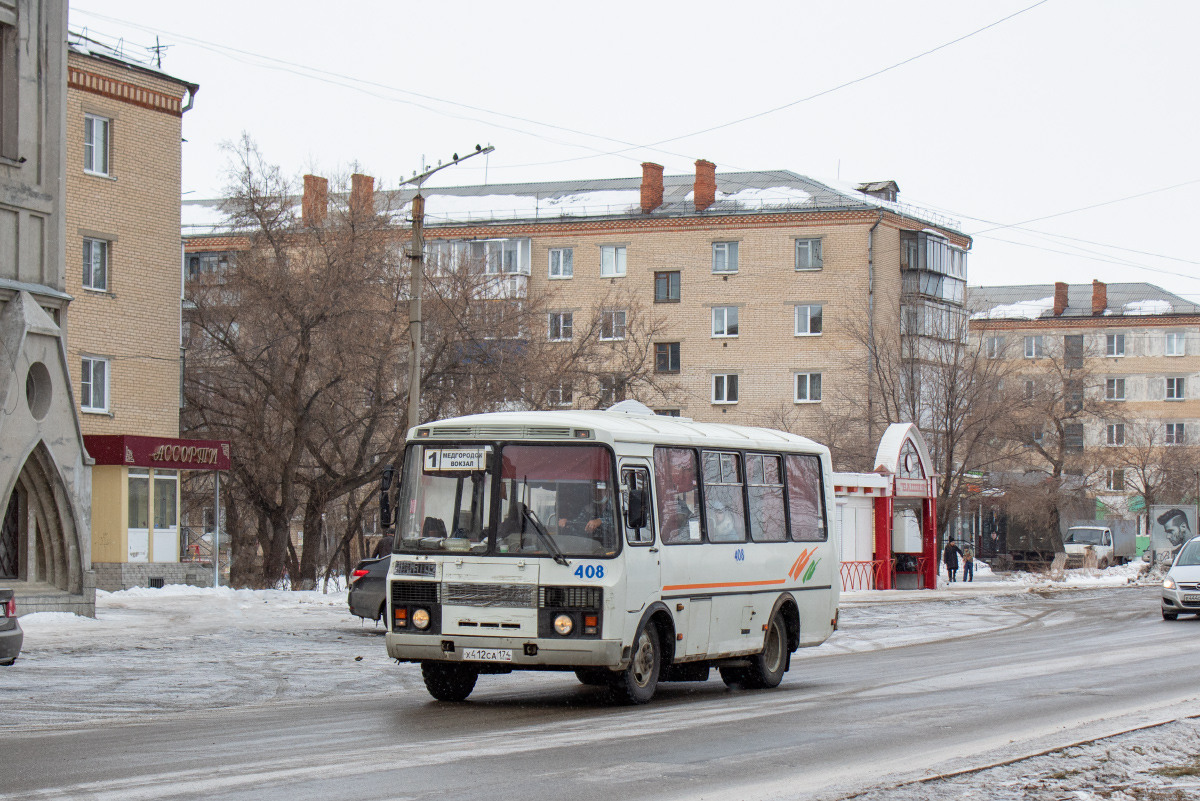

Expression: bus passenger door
xmin=620 ymin=463 xmax=660 ymax=616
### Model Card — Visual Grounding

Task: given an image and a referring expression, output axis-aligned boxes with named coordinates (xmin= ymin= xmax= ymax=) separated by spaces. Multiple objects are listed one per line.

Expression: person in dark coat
xmin=943 ymin=537 xmax=963 ymax=582
xmin=371 ymin=534 xmax=394 ymax=558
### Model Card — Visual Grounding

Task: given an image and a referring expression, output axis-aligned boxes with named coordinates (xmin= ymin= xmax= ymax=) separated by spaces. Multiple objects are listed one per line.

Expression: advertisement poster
xmin=1149 ymin=505 xmax=1198 ymax=554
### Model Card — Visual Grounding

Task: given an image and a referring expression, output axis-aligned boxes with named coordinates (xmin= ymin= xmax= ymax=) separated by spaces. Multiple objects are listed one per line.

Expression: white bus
xmin=384 ymin=402 xmax=839 ymax=703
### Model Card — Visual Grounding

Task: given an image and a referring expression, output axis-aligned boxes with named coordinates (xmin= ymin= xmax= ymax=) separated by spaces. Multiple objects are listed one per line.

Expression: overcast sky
xmin=71 ymin=1 xmax=1200 ymax=300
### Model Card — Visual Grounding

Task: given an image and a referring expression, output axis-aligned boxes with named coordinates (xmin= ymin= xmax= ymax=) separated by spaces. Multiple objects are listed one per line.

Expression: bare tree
xmin=1104 ymin=419 xmax=1200 ymax=511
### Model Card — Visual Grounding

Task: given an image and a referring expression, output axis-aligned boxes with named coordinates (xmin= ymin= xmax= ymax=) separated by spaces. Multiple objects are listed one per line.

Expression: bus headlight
xmin=554 ymin=614 xmax=573 ymax=636
xmin=413 ymin=608 xmax=431 ymax=630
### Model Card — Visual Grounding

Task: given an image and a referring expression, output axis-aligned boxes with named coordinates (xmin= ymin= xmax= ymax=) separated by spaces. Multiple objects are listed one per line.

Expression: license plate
xmin=1184 ymin=595 xmax=1200 ymax=603
xmin=461 ymin=648 xmax=512 ymax=662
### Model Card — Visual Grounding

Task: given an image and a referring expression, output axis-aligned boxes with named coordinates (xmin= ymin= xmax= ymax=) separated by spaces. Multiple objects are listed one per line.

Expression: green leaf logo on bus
xmin=788 ymin=548 xmax=820 ymax=583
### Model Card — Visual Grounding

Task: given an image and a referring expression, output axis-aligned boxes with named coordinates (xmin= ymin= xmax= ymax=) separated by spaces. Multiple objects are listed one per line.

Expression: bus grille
xmin=392 ymin=581 xmax=439 ymax=605
xmin=540 ymin=586 xmax=602 ymax=609
xmin=443 ymin=582 xmax=536 ymax=608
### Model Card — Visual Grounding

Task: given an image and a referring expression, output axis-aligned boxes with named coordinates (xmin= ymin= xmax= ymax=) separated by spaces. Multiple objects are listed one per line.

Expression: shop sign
xmin=85 ymin=435 xmax=232 ymax=471
xmin=894 ymin=477 xmax=933 ymax=497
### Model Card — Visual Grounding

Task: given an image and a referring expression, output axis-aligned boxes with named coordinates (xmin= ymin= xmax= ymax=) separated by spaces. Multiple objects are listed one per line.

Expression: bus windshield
xmin=394 ymin=442 xmax=619 ymax=558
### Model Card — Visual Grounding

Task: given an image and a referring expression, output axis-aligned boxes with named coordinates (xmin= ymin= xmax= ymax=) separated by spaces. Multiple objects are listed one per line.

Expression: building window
xmin=986 ymin=337 xmax=1004 ymax=359
xmin=1106 ymin=334 xmax=1125 ymax=357
xmin=187 ymin=251 xmax=232 ymax=279
xmin=795 ymin=238 xmax=823 ymax=271
xmin=1106 ymin=423 xmax=1125 ymax=446
xmin=1166 ymin=422 xmax=1186 ymax=445
xmin=1024 ymin=380 xmax=1036 ymax=400
xmin=1065 ymin=379 xmax=1084 ymax=413
xmin=81 ymin=356 xmax=109 ymax=412
xmin=1024 ymin=336 xmax=1044 ymax=359
xmin=600 ymin=245 xmax=626 ymax=277
xmin=1030 ymin=426 xmax=1044 ymax=445
xmin=794 ymin=304 xmax=823 ymax=336
xmin=655 ymin=342 xmax=680 ymax=373
xmin=598 ymin=375 xmax=622 ymax=406
xmin=548 ymin=247 xmax=573 ymax=278
xmin=1106 ymin=378 xmax=1125 ymax=401
xmin=654 ymin=271 xmax=680 ymax=303
xmin=600 ymin=310 xmax=626 ymax=341
xmin=712 ymin=306 xmax=738 ymax=337
xmin=1166 ymin=331 xmax=1186 ymax=357
xmin=82 ymin=238 xmax=108 ymax=291
xmin=654 ymin=409 xmax=681 ymax=417
xmin=0 ymin=18 xmax=16 ymax=162
xmin=1105 ymin=468 xmax=1125 ymax=492
xmin=1064 ymin=335 xmax=1084 ymax=370
xmin=548 ymin=312 xmax=573 ymax=342
xmin=547 ymin=382 xmax=573 ymax=407
xmin=712 ymin=242 xmax=738 ymax=274
xmin=84 ymin=114 xmax=110 ymax=175
xmin=1064 ymin=423 xmax=1084 ymax=453
xmin=1167 ymin=377 xmax=1186 ymax=401
xmin=712 ymin=374 xmax=738 ymax=404
xmin=794 ymin=372 xmax=822 ymax=403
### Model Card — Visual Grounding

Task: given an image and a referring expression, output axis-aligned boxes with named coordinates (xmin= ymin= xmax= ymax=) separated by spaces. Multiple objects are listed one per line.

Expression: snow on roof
xmin=970 ymin=296 xmax=1055 ymax=320
xmin=420 ymin=190 xmax=641 ymax=223
xmin=1123 ymin=299 xmax=1173 ymax=315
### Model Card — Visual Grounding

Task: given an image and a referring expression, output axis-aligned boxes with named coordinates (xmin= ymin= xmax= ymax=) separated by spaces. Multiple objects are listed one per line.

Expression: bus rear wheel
xmin=610 ymin=621 xmax=661 ymax=704
xmin=421 ymin=661 xmax=478 ymax=702
xmin=723 ymin=611 xmax=788 ymax=690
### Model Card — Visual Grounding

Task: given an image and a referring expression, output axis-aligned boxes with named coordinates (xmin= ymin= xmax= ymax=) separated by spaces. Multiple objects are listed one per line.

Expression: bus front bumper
xmin=386 ymin=632 xmax=624 ymax=668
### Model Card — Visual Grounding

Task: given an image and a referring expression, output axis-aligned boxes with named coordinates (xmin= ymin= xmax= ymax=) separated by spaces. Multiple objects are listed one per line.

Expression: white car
xmin=1161 ymin=536 xmax=1200 ymax=620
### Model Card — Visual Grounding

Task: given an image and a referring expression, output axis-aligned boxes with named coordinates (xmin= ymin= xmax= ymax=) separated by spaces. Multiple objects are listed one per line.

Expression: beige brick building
xmin=183 ymin=164 xmax=971 ymax=439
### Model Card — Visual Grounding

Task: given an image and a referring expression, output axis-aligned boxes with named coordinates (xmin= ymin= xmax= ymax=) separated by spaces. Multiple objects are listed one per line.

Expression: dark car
xmin=348 ymin=557 xmax=389 ymax=623
xmin=0 ymin=589 xmax=23 ymax=666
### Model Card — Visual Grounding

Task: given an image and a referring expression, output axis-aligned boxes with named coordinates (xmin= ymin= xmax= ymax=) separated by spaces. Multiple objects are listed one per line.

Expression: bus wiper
xmin=522 ymin=506 xmax=570 ymax=567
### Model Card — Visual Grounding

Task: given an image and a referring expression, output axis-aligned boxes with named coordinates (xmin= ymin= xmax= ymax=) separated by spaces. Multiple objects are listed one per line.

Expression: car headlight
xmin=1163 ymin=577 xmax=1177 ymax=590
xmin=554 ymin=614 xmax=573 ymax=636
xmin=412 ymin=608 xmax=431 ymax=630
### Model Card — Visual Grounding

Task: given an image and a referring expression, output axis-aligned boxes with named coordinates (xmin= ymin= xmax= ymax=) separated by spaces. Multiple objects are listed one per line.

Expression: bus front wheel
xmin=611 ymin=621 xmax=661 ymax=704
xmin=421 ymin=661 xmax=478 ymax=702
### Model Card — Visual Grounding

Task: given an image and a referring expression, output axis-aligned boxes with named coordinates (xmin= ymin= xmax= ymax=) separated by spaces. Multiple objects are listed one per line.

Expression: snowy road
xmin=3 ymin=585 xmax=1199 ymax=800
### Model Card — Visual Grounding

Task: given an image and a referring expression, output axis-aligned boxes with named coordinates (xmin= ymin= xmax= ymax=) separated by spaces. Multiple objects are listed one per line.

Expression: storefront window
xmin=128 ymin=469 xmax=149 ymax=529
xmin=154 ymin=470 xmax=178 ymax=529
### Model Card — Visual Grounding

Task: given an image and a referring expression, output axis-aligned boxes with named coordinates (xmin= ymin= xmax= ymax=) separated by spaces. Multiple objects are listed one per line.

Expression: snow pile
xmin=712 ymin=185 xmax=813 ymax=207
xmin=971 ymin=296 xmax=1055 ymax=320
xmin=418 ymin=190 xmax=640 ymax=222
xmin=181 ymin=201 xmax=230 ymax=233
xmin=1124 ymin=299 xmax=1173 ymax=315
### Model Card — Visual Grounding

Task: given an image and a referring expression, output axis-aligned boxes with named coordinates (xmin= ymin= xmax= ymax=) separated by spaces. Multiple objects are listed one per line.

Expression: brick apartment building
xmin=969 ymin=280 xmax=1200 ymax=516
xmin=61 ymin=33 xmax=220 ymax=591
xmin=183 ymin=162 xmax=971 ymax=439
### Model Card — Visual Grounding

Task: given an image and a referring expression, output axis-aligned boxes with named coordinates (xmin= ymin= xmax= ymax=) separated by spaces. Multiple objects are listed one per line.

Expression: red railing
xmin=840 ymin=559 xmax=893 ymax=591
xmin=895 ymin=556 xmax=931 ymax=588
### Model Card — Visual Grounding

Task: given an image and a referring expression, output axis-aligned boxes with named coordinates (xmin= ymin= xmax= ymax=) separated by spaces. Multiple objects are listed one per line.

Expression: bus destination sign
xmin=423 ymin=449 xmax=487 ymax=472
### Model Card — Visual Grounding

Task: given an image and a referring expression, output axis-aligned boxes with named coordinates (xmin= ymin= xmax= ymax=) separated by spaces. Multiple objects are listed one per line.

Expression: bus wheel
xmin=421 ymin=662 xmax=478 ymax=702
xmin=574 ymin=668 xmax=612 ymax=686
xmin=742 ymin=611 xmax=788 ymax=689
xmin=611 ymin=621 xmax=661 ymax=704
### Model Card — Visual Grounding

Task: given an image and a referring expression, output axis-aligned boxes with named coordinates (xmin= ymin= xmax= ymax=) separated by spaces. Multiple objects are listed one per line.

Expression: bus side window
xmin=703 ymin=451 xmax=747 ymax=543
xmin=654 ymin=447 xmax=701 ymax=544
xmin=785 ymin=454 xmax=827 ymax=541
xmin=621 ymin=467 xmax=654 ymax=545
xmin=747 ymin=454 xmax=786 ymax=542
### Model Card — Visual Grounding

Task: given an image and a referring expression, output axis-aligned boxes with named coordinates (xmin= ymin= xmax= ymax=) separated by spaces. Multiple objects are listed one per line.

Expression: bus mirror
xmin=627 ymin=489 xmax=648 ymax=530
xmin=380 ymin=464 xmax=396 ymax=529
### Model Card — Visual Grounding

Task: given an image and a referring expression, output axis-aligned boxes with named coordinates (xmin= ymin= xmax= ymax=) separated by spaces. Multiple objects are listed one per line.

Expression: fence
xmin=839 ymin=559 xmax=894 ymax=591
xmin=179 ymin=526 xmax=213 ymax=563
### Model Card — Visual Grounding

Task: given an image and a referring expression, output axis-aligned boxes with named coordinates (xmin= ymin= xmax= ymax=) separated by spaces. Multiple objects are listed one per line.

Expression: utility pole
xmin=402 ymin=144 xmax=494 ymax=432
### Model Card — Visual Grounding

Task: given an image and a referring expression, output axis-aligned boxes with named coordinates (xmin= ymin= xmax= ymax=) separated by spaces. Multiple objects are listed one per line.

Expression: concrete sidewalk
xmin=840 ymin=573 xmax=1146 ymax=606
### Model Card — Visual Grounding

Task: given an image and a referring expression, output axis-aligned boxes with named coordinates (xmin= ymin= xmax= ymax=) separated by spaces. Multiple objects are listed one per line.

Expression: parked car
xmin=1161 ymin=536 xmax=1200 ymax=620
xmin=0 ymin=589 xmax=23 ymax=666
xmin=348 ymin=556 xmax=389 ymax=623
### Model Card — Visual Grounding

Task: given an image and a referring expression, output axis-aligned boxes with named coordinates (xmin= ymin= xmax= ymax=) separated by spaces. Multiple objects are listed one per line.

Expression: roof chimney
xmin=302 ymin=174 xmax=328 ymax=227
xmin=1092 ymin=280 xmax=1107 ymax=316
xmin=1053 ymin=281 xmax=1069 ymax=316
xmin=694 ymin=159 xmax=716 ymax=212
xmin=640 ymin=162 xmax=664 ymax=214
xmin=350 ymin=173 xmax=375 ymax=217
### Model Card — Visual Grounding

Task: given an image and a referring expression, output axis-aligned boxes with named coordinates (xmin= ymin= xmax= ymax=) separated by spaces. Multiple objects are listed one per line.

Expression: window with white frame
xmin=1106 ymin=378 xmax=1125 ymax=401
xmin=794 ymin=372 xmax=822 ymax=403
xmin=1024 ymin=380 xmax=1036 ymax=400
xmin=712 ymin=373 xmax=738 ymax=404
xmin=81 ymin=356 xmax=109 ymax=412
xmin=1024 ymin=335 xmax=1044 ymax=359
xmin=1105 ymin=468 xmax=1125 ymax=492
xmin=548 ymin=312 xmax=573 ymax=341
xmin=986 ymin=336 xmax=1004 ymax=359
xmin=1166 ymin=422 xmax=1186 ymax=445
xmin=1106 ymin=333 xmax=1125 ymax=357
xmin=712 ymin=306 xmax=738 ymax=337
xmin=794 ymin=304 xmax=822 ymax=336
xmin=600 ymin=245 xmax=626 ymax=277
xmin=1166 ymin=331 xmax=1185 ymax=356
xmin=84 ymin=114 xmax=110 ymax=175
xmin=598 ymin=375 xmax=622 ymax=406
xmin=712 ymin=242 xmax=738 ymax=273
xmin=600 ymin=310 xmax=626 ymax=341
xmin=547 ymin=382 xmax=573 ymax=407
xmin=1167 ymin=377 xmax=1186 ymax=400
xmin=1106 ymin=422 xmax=1125 ymax=446
xmin=82 ymin=238 xmax=108 ymax=291
xmin=549 ymin=247 xmax=573 ymax=278
xmin=795 ymin=238 xmax=823 ymax=271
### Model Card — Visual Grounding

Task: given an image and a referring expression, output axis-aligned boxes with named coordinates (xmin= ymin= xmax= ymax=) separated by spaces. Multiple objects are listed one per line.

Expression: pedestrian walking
xmin=943 ymin=537 xmax=963 ymax=582
xmin=962 ymin=545 xmax=974 ymax=582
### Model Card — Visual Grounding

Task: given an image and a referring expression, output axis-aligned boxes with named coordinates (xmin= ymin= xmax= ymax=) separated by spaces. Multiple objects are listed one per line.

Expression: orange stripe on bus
xmin=662 ymin=579 xmax=788 ymax=591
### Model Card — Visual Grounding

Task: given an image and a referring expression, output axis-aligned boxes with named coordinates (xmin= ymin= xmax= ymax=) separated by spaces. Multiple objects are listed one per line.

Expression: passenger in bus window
xmin=708 ymin=499 xmax=740 ymax=542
